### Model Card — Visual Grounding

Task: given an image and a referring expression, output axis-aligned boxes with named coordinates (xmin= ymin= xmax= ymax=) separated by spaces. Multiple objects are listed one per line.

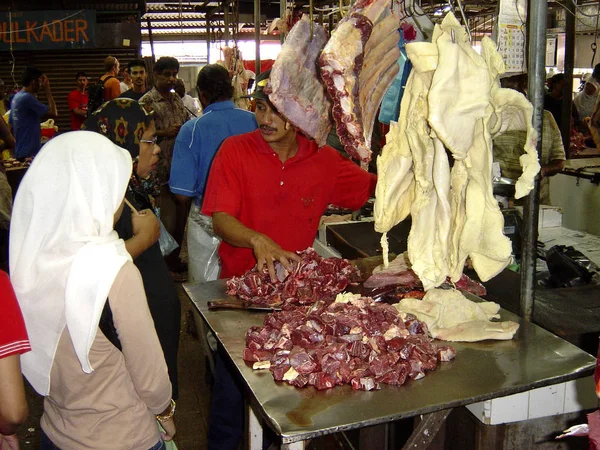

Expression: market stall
xmin=184 ymin=280 xmax=595 ymax=449
xmin=182 ymin=0 xmax=600 ymax=447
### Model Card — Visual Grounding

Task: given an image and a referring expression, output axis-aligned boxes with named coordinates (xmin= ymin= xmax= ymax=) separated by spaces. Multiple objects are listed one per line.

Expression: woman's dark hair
xmin=196 ymin=64 xmax=234 ymax=105
xmin=21 ymin=67 xmax=43 ymax=87
xmin=154 ymin=56 xmax=180 ymax=73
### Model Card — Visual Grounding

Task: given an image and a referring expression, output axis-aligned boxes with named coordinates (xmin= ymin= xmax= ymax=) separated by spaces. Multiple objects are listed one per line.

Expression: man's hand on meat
xmin=203 ymin=69 xmax=375 ymax=280
xmin=249 ymin=233 xmax=301 ymax=282
xmin=212 ymin=211 xmax=301 ymax=283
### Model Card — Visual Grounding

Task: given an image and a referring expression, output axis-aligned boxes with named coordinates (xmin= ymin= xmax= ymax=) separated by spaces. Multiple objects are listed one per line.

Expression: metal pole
xmin=280 ymin=0 xmax=286 ymax=44
xmin=521 ymin=0 xmax=547 ymax=321
xmin=207 ymin=14 xmax=211 ymax=64
xmin=224 ymin=1 xmax=230 ymax=46
xmin=561 ymin=1 xmax=575 ymax=152
xmin=255 ymin=0 xmax=261 ymax=75
xmin=146 ymin=19 xmax=156 ymax=62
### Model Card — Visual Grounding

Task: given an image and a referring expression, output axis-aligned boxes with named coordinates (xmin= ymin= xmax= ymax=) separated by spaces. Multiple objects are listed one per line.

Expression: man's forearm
xmin=0 ymin=355 xmax=28 ymax=436
xmin=73 ymin=107 xmax=87 ymax=118
xmin=541 ymin=159 xmax=565 ymax=177
xmin=45 ymin=90 xmax=58 ymax=118
xmin=212 ymin=211 xmax=262 ymax=249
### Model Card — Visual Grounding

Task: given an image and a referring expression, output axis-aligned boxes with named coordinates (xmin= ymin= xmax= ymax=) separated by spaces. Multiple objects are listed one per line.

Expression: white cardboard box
xmin=466 ymin=376 xmax=596 ymax=425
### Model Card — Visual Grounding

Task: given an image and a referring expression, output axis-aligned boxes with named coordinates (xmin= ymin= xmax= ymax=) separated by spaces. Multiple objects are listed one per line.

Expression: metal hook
xmin=454 ymin=0 xmax=472 ymax=41
xmin=309 ymin=0 xmax=314 ymax=41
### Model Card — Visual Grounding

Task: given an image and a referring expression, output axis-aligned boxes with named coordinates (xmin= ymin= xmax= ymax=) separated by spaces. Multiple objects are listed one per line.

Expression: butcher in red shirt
xmin=202 ymin=69 xmax=377 ymax=281
xmin=201 ymin=69 xmax=376 ymax=450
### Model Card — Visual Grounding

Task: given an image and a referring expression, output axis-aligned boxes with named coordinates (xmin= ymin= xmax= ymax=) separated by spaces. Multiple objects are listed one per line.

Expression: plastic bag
xmin=187 ymin=205 xmax=221 ymax=282
xmin=158 ymin=218 xmax=179 ymax=256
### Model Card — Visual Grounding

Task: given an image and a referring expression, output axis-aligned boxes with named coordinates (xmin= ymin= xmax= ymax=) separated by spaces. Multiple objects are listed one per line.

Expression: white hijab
xmin=9 ymin=131 xmax=133 ymax=395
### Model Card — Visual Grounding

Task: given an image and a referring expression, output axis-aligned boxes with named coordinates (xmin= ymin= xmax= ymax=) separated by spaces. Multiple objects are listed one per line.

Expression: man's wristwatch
xmin=156 ymin=399 xmax=176 ymax=423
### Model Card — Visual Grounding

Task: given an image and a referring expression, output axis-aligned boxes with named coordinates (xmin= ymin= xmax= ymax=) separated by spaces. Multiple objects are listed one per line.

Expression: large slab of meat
xmin=266 ymin=16 xmax=332 ymax=146
xmin=226 ymin=248 xmax=360 ymax=308
xmin=319 ymin=0 xmax=400 ymax=165
xmin=374 ymin=13 xmax=540 ymax=290
xmin=243 ymin=294 xmax=455 ymax=391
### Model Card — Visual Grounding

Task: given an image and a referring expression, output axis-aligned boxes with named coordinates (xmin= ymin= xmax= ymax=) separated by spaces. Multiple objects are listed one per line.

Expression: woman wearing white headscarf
xmin=9 ymin=131 xmax=175 ymax=450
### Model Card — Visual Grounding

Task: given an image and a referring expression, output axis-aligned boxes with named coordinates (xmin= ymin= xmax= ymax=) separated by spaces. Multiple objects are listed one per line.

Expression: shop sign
xmin=0 ymin=10 xmax=96 ymax=50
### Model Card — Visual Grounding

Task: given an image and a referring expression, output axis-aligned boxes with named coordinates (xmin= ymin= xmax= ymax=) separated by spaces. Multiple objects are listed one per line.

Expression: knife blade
xmin=207 ymin=299 xmax=282 ymax=312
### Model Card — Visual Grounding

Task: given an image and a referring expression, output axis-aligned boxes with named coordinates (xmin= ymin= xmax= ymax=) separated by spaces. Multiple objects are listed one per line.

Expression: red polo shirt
xmin=202 ymin=130 xmax=377 ymax=278
xmin=67 ymin=89 xmax=89 ymax=131
xmin=0 ymin=271 xmax=31 ymax=359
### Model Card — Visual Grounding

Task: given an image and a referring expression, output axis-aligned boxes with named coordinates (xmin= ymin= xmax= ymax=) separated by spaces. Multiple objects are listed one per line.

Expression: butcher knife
xmin=207 ymin=299 xmax=282 ymax=312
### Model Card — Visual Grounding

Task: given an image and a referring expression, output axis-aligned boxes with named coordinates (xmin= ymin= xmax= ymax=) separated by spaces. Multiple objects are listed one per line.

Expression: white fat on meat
xmin=374 ymin=121 xmax=414 ymax=266
xmin=374 ymin=13 xmax=536 ymax=287
xmin=431 ymin=133 xmax=452 ymax=279
xmin=394 ymin=288 xmax=519 ymax=342
xmin=481 ymin=36 xmax=540 ymax=199
xmin=404 ymin=46 xmax=448 ymax=290
xmin=456 ymin=118 xmax=513 ymax=282
xmin=448 ymin=160 xmax=468 ymax=280
xmin=427 ymin=14 xmax=491 ymax=161
xmin=372 ymin=252 xmax=411 ymax=274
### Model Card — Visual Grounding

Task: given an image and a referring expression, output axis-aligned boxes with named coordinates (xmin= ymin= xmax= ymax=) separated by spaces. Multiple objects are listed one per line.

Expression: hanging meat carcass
xmin=374 ymin=13 xmax=540 ymax=290
xmin=266 ymin=16 xmax=332 ymax=146
xmin=319 ymin=0 xmax=400 ymax=165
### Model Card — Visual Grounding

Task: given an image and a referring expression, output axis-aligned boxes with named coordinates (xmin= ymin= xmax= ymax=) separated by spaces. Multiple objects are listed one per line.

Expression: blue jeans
xmin=41 ymin=430 xmax=165 ymax=450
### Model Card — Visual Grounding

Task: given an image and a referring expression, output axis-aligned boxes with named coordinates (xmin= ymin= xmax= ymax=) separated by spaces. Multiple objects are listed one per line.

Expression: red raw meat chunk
xmin=350 ymin=377 xmax=380 ymax=391
xmin=308 ymin=372 xmax=337 ymax=390
xmin=289 ymin=348 xmax=318 ymax=375
xmin=271 ymin=364 xmax=291 ymax=381
xmin=291 ymin=325 xmax=324 ymax=348
xmin=243 ymin=348 xmax=273 ymax=362
xmin=436 ymin=345 xmax=457 ymax=362
xmin=227 ymin=248 xmax=360 ymax=308
xmin=243 ymin=295 xmax=455 ymax=391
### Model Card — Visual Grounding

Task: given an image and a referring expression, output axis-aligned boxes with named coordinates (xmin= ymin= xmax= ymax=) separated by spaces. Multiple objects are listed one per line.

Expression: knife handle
xmin=208 ymin=300 xmax=246 ymax=310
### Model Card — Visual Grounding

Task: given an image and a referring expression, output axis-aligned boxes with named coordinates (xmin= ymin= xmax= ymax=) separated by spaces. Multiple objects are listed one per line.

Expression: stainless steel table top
xmin=184 ymin=280 xmax=596 ymax=444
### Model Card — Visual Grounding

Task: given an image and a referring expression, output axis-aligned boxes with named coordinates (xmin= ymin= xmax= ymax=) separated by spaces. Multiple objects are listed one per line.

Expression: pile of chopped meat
xmin=226 ymin=248 xmax=360 ymax=308
xmin=243 ymin=295 xmax=455 ymax=390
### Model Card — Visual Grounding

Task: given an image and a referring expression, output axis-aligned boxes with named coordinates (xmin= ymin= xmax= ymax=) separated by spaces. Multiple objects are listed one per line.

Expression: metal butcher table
xmin=184 ymin=280 xmax=596 ymax=448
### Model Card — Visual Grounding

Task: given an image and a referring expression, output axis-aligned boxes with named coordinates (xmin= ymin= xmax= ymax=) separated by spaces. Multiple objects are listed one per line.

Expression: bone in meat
xmin=320 ymin=0 xmax=399 ymax=164
xmin=360 ymin=55 xmax=400 ymax=149
xmin=320 ymin=13 xmax=373 ymax=163
xmin=266 ymin=16 xmax=332 ymax=146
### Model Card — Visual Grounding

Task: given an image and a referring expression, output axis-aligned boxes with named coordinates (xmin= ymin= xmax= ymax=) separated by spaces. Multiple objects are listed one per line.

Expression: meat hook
xmin=454 ymin=0 xmax=472 ymax=41
xmin=309 ymin=0 xmax=314 ymax=41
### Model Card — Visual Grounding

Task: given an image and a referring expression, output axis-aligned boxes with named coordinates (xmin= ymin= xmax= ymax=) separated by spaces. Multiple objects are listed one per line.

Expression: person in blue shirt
xmin=169 ymin=64 xmax=257 ymax=273
xmin=9 ymin=67 xmax=58 ymax=159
